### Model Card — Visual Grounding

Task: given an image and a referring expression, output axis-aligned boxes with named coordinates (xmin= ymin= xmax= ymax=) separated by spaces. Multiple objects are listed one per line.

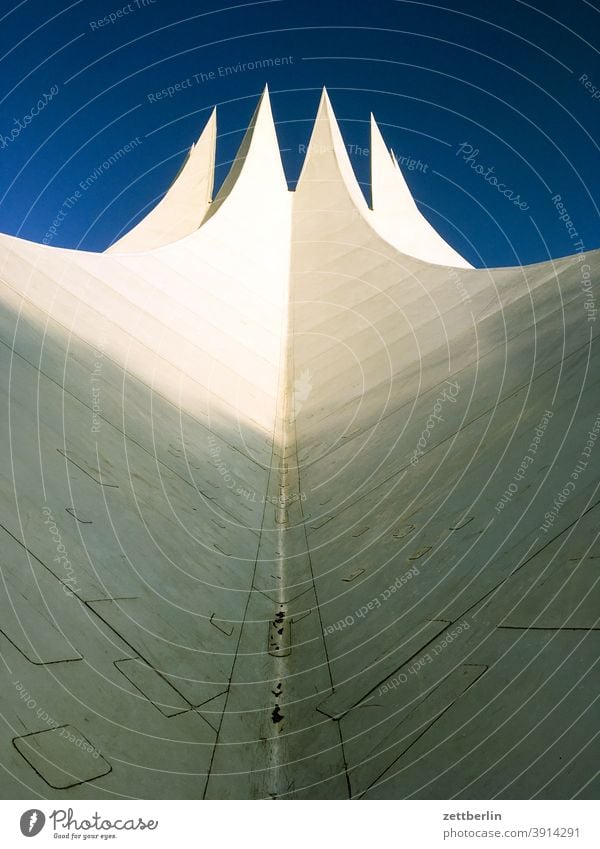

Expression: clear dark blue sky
xmin=0 ymin=0 xmax=599 ymax=267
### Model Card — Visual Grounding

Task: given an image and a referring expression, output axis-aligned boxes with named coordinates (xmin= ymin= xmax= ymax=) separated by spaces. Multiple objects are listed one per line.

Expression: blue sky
xmin=0 ymin=0 xmax=598 ymax=267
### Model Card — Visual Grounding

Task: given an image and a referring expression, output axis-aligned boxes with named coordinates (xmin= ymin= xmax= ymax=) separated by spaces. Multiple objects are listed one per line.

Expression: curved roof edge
xmin=369 ymin=114 xmax=472 ymax=268
xmin=107 ymin=108 xmax=216 ymax=253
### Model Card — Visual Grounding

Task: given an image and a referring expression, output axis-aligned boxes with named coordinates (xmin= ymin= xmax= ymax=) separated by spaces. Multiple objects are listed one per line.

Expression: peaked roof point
xmin=107 ymin=106 xmax=217 ymax=253
xmin=202 ymin=83 xmax=286 ymax=223
xmin=369 ymin=111 xmax=471 ymax=266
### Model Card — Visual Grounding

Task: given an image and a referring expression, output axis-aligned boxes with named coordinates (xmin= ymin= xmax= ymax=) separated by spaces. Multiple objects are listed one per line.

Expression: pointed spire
xmin=108 ymin=108 xmax=217 ymax=253
xmin=370 ymin=113 xmax=410 ymax=213
xmin=295 ymin=88 xmax=368 ymax=213
xmin=369 ymin=113 xmax=472 ymax=267
xmin=202 ymin=85 xmax=287 ymax=223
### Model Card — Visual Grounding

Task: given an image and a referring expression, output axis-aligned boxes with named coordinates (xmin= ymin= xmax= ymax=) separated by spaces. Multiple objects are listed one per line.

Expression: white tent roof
xmin=0 ymin=89 xmax=597 ymax=800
